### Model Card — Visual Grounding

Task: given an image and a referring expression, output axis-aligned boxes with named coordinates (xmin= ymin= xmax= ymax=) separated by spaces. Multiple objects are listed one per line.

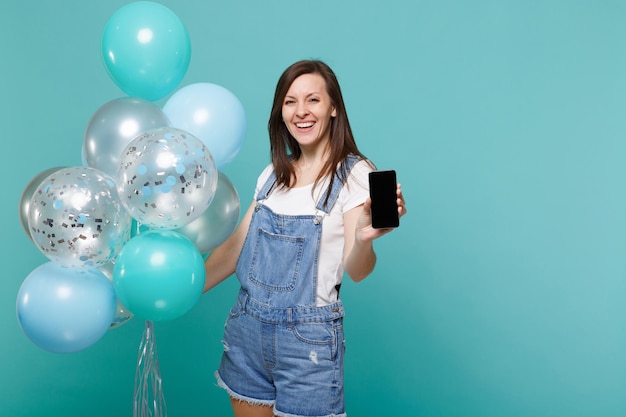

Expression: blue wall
xmin=3 ymin=1 xmax=626 ymax=416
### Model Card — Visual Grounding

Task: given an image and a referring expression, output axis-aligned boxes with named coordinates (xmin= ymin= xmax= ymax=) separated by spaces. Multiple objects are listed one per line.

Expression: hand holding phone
xmin=368 ymin=170 xmax=399 ymax=229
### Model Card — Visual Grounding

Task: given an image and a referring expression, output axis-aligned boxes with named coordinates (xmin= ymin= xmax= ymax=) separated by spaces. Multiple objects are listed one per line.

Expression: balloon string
xmin=134 ymin=320 xmax=167 ymax=417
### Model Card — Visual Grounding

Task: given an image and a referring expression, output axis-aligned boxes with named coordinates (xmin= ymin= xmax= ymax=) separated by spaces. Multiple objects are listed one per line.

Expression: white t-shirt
xmin=253 ymin=159 xmax=372 ymax=306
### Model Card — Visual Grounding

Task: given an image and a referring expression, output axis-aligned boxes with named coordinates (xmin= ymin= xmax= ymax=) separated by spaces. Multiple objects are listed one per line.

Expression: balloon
xmin=101 ymin=2 xmax=191 ymax=101
xmin=83 ymin=97 xmax=171 ymax=177
xmin=130 ymin=219 xmax=151 ymax=238
xmin=113 ymin=230 xmax=205 ymax=321
xmin=109 ymin=302 xmax=134 ymax=329
xmin=98 ymin=261 xmax=133 ymax=328
xmin=174 ymin=171 xmax=240 ymax=253
xmin=28 ymin=167 xmax=132 ymax=269
xmin=163 ymin=83 xmax=246 ymax=169
xmin=116 ymin=127 xmax=218 ymax=229
xmin=16 ymin=262 xmax=117 ymax=353
xmin=81 ymin=142 xmax=88 ymax=167
xmin=19 ymin=166 xmax=66 ymax=239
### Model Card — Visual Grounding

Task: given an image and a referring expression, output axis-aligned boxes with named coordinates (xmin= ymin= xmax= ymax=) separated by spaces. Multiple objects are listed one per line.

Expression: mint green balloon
xmin=113 ymin=230 xmax=205 ymax=321
xmin=101 ymin=2 xmax=191 ymax=101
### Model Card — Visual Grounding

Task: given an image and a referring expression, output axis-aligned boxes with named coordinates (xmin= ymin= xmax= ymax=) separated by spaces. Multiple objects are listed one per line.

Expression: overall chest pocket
xmin=248 ymin=227 xmax=305 ymax=292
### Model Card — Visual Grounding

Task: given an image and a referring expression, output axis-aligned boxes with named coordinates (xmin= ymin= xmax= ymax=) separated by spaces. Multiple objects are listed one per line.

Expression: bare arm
xmin=203 ymin=200 xmax=256 ymax=293
xmin=343 ymin=184 xmax=406 ymax=282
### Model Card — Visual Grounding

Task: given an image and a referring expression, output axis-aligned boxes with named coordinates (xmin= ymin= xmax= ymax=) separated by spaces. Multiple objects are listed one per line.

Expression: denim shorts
xmin=216 ymin=295 xmax=347 ymax=417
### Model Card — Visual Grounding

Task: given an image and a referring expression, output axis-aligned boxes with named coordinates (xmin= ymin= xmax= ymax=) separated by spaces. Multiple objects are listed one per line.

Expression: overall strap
xmin=255 ymin=170 xmax=278 ymax=201
xmin=315 ymin=154 xmax=361 ymax=214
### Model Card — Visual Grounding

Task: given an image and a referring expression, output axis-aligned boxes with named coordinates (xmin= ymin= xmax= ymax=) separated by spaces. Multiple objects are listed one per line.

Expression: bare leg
xmin=231 ymin=398 xmax=274 ymax=417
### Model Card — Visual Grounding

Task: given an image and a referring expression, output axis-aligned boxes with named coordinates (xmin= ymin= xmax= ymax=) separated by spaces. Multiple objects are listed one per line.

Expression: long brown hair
xmin=268 ymin=60 xmax=369 ymax=200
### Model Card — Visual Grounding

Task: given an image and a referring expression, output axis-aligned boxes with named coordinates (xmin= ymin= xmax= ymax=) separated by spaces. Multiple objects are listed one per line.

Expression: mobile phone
xmin=369 ymin=170 xmax=399 ymax=229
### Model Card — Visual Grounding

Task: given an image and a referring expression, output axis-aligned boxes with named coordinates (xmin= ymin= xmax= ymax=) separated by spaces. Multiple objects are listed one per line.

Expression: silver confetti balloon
xmin=28 ymin=167 xmax=132 ymax=269
xmin=18 ymin=166 xmax=66 ymax=240
xmin=117 ymin=127 xmax=218 ymax=230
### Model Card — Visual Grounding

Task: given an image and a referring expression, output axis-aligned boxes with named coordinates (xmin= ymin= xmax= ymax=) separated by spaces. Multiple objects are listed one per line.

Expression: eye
xmin=308 ymin=97 xmax=320 ymax=103
xmin=284 ymin=99 xmax=295 ymax=105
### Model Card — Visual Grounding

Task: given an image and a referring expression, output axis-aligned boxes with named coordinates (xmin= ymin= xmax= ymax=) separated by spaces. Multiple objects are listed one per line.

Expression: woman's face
xmin=282 ymin=73 xmax=337 ymax=151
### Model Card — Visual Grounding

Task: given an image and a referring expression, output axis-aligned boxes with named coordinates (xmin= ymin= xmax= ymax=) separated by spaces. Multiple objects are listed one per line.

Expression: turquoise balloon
xmin=101 ymin=2 xmax=191 ymax=101
xmin=130 ymin=219 xmax=151 ymax=238
xmin=113 ymin=230 xmax=205 ymax=321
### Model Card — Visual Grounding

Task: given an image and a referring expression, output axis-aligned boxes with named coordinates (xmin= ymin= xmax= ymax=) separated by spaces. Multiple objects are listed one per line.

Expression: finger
xmin=397 ymin=198 xmax=407 ymax=216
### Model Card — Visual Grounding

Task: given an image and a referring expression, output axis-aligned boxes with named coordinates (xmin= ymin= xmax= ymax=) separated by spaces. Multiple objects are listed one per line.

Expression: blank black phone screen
xmin=368 ymin=170 xmax=399 ymax=228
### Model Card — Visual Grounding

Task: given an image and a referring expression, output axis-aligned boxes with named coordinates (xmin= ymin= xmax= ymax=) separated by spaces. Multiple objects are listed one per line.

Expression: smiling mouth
xmin=296 ymin=122 xmax=315 ymax=128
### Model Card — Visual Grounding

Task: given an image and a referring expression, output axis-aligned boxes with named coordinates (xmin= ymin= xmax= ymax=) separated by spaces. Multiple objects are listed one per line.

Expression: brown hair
xmin=268 ymin=60 xmax=369 ymax=199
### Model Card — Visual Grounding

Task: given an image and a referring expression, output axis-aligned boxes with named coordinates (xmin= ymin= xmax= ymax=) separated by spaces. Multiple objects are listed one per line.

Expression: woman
xmin=203 ymin=59 xmax=406 ymax=417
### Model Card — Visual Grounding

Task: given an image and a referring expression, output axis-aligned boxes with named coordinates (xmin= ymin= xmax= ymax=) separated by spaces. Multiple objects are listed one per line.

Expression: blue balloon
xmin=101 ymin=2 xmax=191 ymax=101
xmin=16 ymin=262 xmax=116 ymax=353
xmin=163 ymin=83 xmax=246 ymax=169
xmin=113 ymin=230 xmax=205 ymax=321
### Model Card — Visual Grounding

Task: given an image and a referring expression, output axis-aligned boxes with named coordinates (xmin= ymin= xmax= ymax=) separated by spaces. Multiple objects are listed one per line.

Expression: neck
xmin=292 ymin=146 xmax=330 ymax=187
xmin=298 ymin=142 xmax=330 ymax=169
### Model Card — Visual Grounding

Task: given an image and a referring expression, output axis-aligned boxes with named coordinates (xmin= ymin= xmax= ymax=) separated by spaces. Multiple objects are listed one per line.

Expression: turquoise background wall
xmin=3 ymin=0 xmax=626 ymax=416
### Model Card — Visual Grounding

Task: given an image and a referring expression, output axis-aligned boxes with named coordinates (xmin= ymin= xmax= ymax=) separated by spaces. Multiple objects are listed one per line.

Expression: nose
xmin=295 ymin=101 xmax=309 ymax=118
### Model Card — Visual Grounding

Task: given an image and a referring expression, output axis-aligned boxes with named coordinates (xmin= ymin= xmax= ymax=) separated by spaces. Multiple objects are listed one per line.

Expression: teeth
xmin=296 ymin=122 xmax=314 ymax=128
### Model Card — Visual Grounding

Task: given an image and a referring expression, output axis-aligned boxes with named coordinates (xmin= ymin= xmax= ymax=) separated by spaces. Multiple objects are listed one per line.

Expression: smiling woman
xmin=202 ymin=60 xmax=406 ymax=417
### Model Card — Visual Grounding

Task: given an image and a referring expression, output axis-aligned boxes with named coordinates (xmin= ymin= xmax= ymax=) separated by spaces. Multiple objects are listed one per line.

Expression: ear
xmin=331 ymin=107 xmax=337 ymax=118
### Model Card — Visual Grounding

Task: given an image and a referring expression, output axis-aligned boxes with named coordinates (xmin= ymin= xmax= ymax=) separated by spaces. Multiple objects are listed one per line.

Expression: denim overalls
xmin=216 ymin=156 xmax=359 ymax=417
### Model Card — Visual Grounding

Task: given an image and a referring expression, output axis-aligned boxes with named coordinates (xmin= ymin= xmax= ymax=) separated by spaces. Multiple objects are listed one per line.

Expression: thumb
xmin=362 ymin=197 xmax=372 ymax=216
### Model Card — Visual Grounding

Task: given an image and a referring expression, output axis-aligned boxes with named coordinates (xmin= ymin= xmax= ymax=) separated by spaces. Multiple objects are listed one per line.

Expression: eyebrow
xmin=285 ymin=92 xmax=321 ymax=99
